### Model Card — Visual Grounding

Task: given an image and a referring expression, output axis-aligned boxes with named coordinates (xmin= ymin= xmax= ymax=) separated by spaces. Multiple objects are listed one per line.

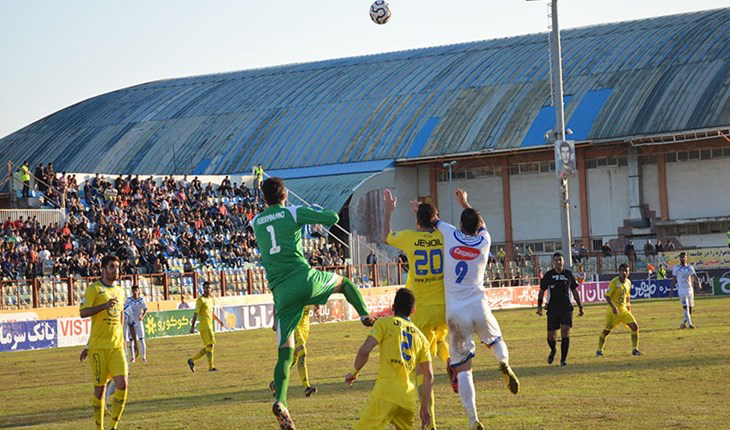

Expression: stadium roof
xmin=1 ymin=8 xmax=728 ymax=178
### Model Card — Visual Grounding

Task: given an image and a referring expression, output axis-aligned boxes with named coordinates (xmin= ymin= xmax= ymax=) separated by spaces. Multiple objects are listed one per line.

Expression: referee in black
xmin=537 ymin=252 xmax=584 ymax=366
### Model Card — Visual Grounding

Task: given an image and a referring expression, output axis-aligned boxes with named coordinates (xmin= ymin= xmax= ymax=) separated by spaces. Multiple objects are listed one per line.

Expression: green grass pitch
xmin=1 ymin=297 xmax=729 ymax=429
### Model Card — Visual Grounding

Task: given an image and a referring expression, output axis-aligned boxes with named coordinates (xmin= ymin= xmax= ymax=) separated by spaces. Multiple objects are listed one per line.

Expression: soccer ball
xmin=369 ymin=0 xmax=391 ymax=25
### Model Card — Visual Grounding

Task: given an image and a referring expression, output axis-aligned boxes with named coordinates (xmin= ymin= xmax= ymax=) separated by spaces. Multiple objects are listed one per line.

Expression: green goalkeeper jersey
xmin=252 ymin=204 xmax=339 ymax=287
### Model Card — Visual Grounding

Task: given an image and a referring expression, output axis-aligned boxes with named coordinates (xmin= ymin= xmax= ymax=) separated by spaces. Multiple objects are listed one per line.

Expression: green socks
xmin=341 ymin=278 xmax=369 ymax=316
xmin=274 ymin=347 xmax=295 ymax=407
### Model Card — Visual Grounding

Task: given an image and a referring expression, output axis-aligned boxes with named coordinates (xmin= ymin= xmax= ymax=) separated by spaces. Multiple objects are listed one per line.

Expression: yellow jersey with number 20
xmin=387 ymin=229 xmax=445 ymax=308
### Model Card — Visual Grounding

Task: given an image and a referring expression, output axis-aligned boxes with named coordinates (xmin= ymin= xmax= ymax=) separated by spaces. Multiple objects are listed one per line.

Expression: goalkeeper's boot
xmin=499 ymin=361 xmax=520 ymax=394
xmin=273 ymin=402 xmax=296 ymax=430
xmin=304 ymin=385 xmax=318 ymax=398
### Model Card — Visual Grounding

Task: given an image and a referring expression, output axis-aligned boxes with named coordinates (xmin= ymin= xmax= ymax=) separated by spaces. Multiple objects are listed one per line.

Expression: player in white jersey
xmin=124 ymin=285 xmax=148 ymax=362
xmin=671 ymin=252 xmax=700 ymax=329
xmin=432 ymin=188 xmax=519 ymax=430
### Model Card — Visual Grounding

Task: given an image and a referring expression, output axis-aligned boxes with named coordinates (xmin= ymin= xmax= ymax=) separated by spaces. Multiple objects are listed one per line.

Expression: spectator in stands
xmin=34 ymin=163 xmax=45 ymax=193
xmin=602 ymin=241 xmax=612 ymax=257
xmin=366 ymin=251 xmax=376 ymax=265
xmin=655 ymin=239 xmax=664 ymax=254
xmin=20 ymin=160 xmax=31 ymax=197
xmin=496 ymin=247 xmax=506 ymax=266
xmin=625 ymin=241 xmax=637 ymax=265
xmin=525 ymin=246 xmax=534 ymax=262
xmin=578 ymin=244 xmax=589 ymax=263
xmin=666 ymin=241 xmax=675 ymax=251
xmin=253 ymin=164 xmax=264 ymax=199
xmin=644 ymin=240 xmax=655 ymax=260
xmin=178 ymin=295 xmax=190 ymax=309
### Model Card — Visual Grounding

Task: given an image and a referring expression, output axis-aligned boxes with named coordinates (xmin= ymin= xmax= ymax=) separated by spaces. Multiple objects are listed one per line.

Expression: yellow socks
xmin=110 ymin=388 xmax=127 ymax=429
xmin=191 ymin=348 xmax=206 ymax=362
xmin=92 ymin=396 xmax=103 ymax=430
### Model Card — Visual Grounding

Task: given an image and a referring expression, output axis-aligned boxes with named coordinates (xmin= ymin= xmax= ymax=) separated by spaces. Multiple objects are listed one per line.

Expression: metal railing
xmin=0 ymin=263 xmax=544 ymax=311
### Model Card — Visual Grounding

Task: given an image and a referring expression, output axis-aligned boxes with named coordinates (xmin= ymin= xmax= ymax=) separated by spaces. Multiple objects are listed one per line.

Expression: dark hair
xmin=393 ymin=288 xmax=415 ymax=316
xmin=416 ymin=203 xmax=437 ymax=229
xmin=460 ymin=208 xmax=481 ymax=235
xmin=131 ymin=285 xmax=139 ymax=290
xmin=552 ymin=252 xmax=564 ymax=259
xmin=262 ymin=177 xmax=286 ymax=205
xmin=203 ymin=281 xmax=211 ymax=288
xmin=618 ymin=263 xmax=629 ymax=271
xmin=101 ymin=255 xmax=119 ymax=268
xmin=679 ymin=252 xmax=686 ymax=257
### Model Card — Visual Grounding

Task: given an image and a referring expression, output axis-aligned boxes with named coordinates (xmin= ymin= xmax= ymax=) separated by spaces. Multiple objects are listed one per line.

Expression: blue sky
xmin=1 ymin=0 xmax=727 ymax=138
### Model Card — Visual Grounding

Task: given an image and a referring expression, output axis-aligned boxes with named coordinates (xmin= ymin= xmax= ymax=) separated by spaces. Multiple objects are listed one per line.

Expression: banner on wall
xmin=0 ymin=319 xmax=57 ymax=352
xmin=661 ymin=247 xmax=730 ymax=270
xmin=713 ymin=270 xmax=730 ymax=295
xmin=143 ymin=309 xmax=196 ymax=339
xmin=57 ymin=317 xmax=92 ymax=347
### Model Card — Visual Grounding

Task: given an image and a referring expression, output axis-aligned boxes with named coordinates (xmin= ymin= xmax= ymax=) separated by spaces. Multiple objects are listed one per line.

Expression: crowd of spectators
xmin=1 ymin=170 xmax=295 ymax=280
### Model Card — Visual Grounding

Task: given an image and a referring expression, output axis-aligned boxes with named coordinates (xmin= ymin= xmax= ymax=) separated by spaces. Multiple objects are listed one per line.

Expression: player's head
xmin=262 ymin=177 xmax=287 ymax=205
xmin=202 ymin=281 xmax=211 ymax=297
xmin=560 ymin=141 xmax=571 ymax=165
xmin=393 ymin=287 xmax=416 ymax=317
xmin=132 ymin=284 xmax=140 ymax=298
xmin=552 ymin=252 xmax=564 ymax=271
xmin=416 ymin=202 xmax=437 ymax=229
xmin=679 ymin=251 xmax=687 ymax=264
xmin=100 ymin=254 xmax=120 ymax=283
xmin=618 ymin=263 xmax=630 ymax=281
xmin=460 ymin=208 xmax=481 ymax=236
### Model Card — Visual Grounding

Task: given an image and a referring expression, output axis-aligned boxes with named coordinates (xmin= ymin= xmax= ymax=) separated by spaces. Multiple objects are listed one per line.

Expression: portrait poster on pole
xmin=555 ymin=140 xmax=576 ymax=178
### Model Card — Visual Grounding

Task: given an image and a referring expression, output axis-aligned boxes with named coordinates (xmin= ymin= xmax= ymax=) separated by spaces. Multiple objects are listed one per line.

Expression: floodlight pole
xmin=549 ymin=0 xmax=573 ymax=266
xmin=443 ymin=161 xmax=457 ymax=224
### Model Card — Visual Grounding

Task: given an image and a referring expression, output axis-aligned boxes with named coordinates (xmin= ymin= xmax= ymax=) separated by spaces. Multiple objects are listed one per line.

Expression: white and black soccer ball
xmin=369 ymin=0 xmax=391 ymax=25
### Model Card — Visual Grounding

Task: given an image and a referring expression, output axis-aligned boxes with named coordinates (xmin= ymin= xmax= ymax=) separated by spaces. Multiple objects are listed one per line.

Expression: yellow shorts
xmin=604 ymin=309 xmax=637 ymax=330
xmin=89 ymin=348 xmax=127 ymax=387
xmin=354 ymin=396 xmax=415 ymax=430
xmin=294 ymin=325 xmax=309 ymax=348
xmin=412 ymin=305 xmax=448 ymax=359
xmin=295 ymin=308 xmax=310 ymax=347
xmin=200 ymin=327 xmax=216 ymax=346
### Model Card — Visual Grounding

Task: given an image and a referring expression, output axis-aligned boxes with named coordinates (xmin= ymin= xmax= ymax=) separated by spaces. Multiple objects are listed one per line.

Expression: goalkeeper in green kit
xmin=253 ymin=177 xmax=375 ymax=429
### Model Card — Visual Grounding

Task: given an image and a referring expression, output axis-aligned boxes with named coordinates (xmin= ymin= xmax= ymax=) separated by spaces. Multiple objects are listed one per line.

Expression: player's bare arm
xmin=455 ymin=188 xmax=471 ymax=209
xmin=189 ymin=313 xmax=198 ymax=334
xmin=80 ymin=297 xmax=117 ymax=318
xmin=536 ymin=288 xmax=546 ymax=316
xmin=345 ymin=335 xmax=378 ymax=386
xmin=213 ymin=313 xmax=225 ymax=327
xmin=417 ymin=360 xmax=434 ymax=429
xmin=571 ymin=286 xmax=585 ymax=316
xmin=606 ymin=296 xmax=618 ymax=315
xmin=383 ymin=189 xmax=397 ymax=242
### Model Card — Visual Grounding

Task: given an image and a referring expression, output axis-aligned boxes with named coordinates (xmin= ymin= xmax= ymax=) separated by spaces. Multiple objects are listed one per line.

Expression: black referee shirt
xmin=540 ymin=269 xmax=578 ymax=312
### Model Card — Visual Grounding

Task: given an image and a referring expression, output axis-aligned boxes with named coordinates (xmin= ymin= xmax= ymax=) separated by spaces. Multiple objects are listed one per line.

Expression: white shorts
xmin=679 ymin=291 xmax=695 ymax=308
xmin=128 ymin=319 xmax=145 ymax=339
xmin=446 ymin=300 xmax=502 ymax=366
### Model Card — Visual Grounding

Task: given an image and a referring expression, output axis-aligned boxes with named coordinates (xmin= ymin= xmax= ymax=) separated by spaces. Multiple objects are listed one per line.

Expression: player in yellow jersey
xmin=187 ymin=282 xmax=225 ymax=372
xmin=270 ymin=305 xmax=319 ymax=398
xmin=79 ymin=255 xmax=128 ymax=430
xmin=346 ymin=288 xmax=434 ymax=430
xmin=596 ymin=263 xmax=641 ymax=357
xmin=383 ymin=189 xmax=450 ymax=427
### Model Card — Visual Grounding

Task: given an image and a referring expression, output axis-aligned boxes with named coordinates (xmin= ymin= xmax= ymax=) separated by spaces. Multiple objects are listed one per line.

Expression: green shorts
xmin=272 ymin=269 xmax=339 ymax=347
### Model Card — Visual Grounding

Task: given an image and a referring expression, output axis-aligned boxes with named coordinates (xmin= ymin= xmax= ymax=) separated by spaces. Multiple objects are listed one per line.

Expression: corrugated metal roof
xmin=1 ymin=8 xmax=728 ymax=174
xmin=284 ymin=172 xmax=375 ymax=212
